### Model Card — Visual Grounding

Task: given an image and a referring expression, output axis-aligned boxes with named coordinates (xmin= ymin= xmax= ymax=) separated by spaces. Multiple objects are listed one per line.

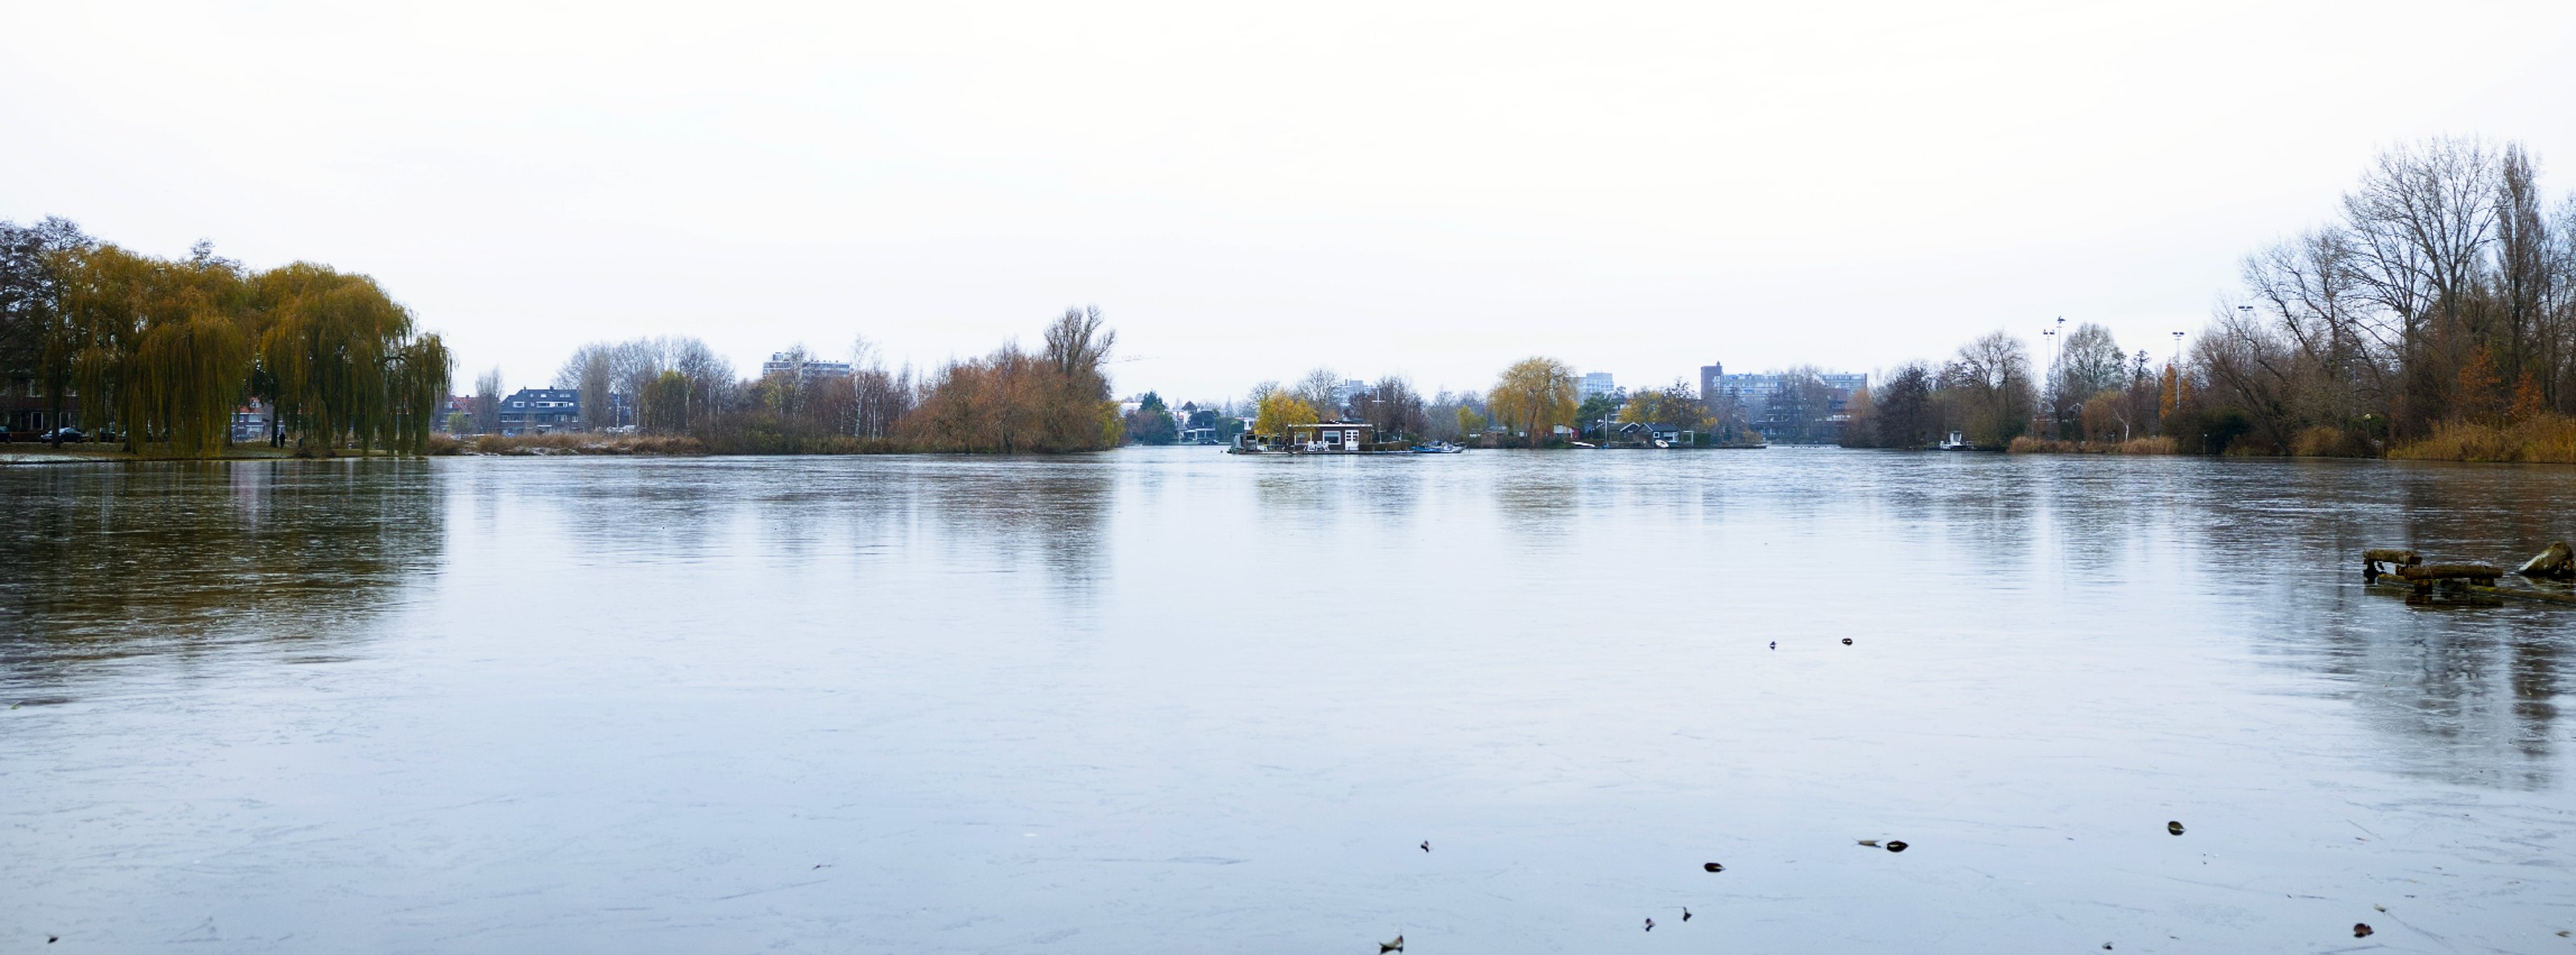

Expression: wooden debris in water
xmin=2516 ymin=541 xmax=2574 ymax=581
xmin=2396 ymin=563 xmax=2503 ymax=583
xmin=2361 ymin=548 xmax=2422 ymax=582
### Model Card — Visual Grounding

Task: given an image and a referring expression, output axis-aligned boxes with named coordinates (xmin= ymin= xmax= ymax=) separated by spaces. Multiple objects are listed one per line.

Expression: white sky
xmin=6 ymin=0 xmax=2574 ymax=402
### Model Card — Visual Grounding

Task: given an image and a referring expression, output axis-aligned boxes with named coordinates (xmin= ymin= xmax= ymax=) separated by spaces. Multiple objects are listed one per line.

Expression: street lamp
xmin=2170 ymin=331 xmax=2186 ymax=413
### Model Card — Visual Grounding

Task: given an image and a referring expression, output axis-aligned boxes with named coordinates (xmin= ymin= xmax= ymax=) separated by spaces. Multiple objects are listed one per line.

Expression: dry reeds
xmin=2390 ymin=412 xmax=2576 ymax=464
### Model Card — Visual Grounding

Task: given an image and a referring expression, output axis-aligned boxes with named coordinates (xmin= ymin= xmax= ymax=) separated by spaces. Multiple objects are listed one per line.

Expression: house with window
xmin=1232 ymin=420 xmax=1385 ymax=453
xmin=1613 ymin=420 xmax=1690 ymax=447
xmin=1 ymin=371 xmax=76 ymax=436
xmin=499 ymin=388 xmax=580 ymax=432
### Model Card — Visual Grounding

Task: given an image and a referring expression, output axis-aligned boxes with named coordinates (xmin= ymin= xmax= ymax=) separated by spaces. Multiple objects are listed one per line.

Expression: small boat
xmin=1571 ymin=441 xmax=1597 ymax=449
xmin=1938 ymin=430 xmax=1971 ymax=451
xmin=1411 ymin=440 xmax=1463 ymax=453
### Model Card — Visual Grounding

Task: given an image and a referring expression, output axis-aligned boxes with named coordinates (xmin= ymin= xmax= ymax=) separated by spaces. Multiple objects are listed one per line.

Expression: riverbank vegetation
xmin=522 ymin=306 xmax=1125 ymax=456
xmin=2207 ymin=138 xmax=2576 ymax=461
xmin=1 ymin=218 xmax=452 ymax=457
xmin=1847 ymin=137 xmax=2576 ymax=461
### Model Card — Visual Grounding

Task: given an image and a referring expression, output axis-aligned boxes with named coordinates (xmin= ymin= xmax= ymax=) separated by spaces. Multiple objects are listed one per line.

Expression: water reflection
xmin=0 ymin=460 xmax=447 ymax=674
xmin=2080 ymin=457 xmax=2570 ymax=790
xmin=2 ymin=449 xmax=2571 ymax=953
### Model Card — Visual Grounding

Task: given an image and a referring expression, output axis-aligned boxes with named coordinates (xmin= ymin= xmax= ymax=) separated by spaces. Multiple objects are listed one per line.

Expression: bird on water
xmin=1644 ymin=918 xmax=1655 ymax=932
xmin=1419 ymin=841 xmax=1430 ymax=852
xmin=1380 ymin=935 xmax=1403 ymax=953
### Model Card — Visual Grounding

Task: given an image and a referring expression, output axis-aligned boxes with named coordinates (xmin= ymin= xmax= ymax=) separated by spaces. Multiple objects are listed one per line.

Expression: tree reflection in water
xmin=1 ymin=460 xmax=447 ymax=674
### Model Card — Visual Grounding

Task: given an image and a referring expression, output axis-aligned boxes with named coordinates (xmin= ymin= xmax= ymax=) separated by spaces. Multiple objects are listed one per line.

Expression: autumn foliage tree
xmin=1618 ymin=380 xmax=1712 ymax=434
xmin=1252 ymin=391 xmax=1319 ymax=439
xmin=11 ymin=229 xmax=449 ymax=457
xmin=899 ymin=306 xmax=1125 ymax=453
xmin=1488 ymin=357 xmax=1577 ymax=447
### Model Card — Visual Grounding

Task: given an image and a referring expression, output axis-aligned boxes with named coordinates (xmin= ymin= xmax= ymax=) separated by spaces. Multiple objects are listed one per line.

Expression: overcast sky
xmin=6 ymin=1 xmax=2574 ymax=401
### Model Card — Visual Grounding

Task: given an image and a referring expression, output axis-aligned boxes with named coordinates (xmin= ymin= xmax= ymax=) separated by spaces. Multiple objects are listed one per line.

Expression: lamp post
xmin=2170 ymin=331 xmax=2186 ymax=420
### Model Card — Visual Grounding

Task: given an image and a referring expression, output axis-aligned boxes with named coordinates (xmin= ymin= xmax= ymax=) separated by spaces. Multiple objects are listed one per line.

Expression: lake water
xmin=3 ymin=449 xmax=2571 ymax=953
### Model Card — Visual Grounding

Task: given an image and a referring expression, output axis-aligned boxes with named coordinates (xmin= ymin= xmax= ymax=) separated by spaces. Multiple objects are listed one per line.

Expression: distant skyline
xmin=7 ymin=1 xmax=2574 ymax=401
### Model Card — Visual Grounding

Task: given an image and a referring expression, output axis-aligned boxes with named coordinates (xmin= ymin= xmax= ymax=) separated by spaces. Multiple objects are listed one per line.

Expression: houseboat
xmin=1228 ymin=420 xmax=1417 ymax=455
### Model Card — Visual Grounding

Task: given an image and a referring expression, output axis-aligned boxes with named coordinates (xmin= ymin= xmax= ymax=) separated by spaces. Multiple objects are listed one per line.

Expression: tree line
xmin=515 ymin=306 xmax=1125 ymax=454
xmin=1228 ymin=357 xmax=1756 ymax=448
xmin=2203 ymin=137 xmax=2576 ymax=457
xmin=1845 ymin=137 xmax=2576 ymax=458
xmin=0 ymin=217 xmax=452 ymax=456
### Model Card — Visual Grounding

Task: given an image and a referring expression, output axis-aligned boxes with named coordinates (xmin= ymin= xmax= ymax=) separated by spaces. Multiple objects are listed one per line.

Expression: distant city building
xmin=1333 ymin=378 xmax=1366 ymax=413
xmin=761 ymin=352 xmax=854 ymax=381
xmin=500 ymin=387 xmax=580 ymax=432
xmin=1704 ymin=366 xmax=1870 ymax=443
xmin=1579 ymin=372 xmax=1617 ymax=403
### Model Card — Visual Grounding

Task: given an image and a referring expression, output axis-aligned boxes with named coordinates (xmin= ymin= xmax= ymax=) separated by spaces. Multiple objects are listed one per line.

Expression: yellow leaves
xmin=130 ymin=312 xmax=250 ymax=457
xmin=1618 ymin=382 xmax=1711 ymax=431
xmin=39 ymin=242 xmax=448 ymax=456
xmin=1489 ymin=357 xmax=1576 ymax=445
xmin=1253 ymin=391 xmax=1319 ymax=439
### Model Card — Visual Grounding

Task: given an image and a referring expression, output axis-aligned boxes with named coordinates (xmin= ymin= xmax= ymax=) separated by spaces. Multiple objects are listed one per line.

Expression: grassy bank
xmin=2389 ymin=413 xmax=2576 ymax=464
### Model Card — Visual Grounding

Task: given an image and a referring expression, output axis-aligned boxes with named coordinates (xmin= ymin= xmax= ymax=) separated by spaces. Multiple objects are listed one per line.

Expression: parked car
xmin=42 ymin=427 xmax=87 ymax=443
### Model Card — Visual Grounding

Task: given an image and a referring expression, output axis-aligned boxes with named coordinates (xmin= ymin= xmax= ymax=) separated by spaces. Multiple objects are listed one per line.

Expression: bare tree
xmin=471 ymin=367 xmax=502 ymax=433
xmin=1942 ymin=331 xmax=2035 ymax=446
xmin=1354 ymin=375 xmax=1428 ymax=437
xmin=1293 ymin=367 xmax=1344 ymax=419
xmin=1042 ymin=304 xmax=1115 ymax=397
xmin=2339 ymin=136 xmax=2500 ymax=430
xmin=555 ymin=343 xmax=616 ymax=431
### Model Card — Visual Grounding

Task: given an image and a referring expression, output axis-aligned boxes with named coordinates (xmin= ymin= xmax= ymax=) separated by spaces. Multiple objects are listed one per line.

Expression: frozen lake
xmin=3 ymin=448 xmax=2570 ymax=953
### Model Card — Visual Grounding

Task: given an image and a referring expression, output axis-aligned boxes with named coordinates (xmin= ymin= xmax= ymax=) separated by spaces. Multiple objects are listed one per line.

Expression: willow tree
xmin=48 ymin=244 xmax=158 ymax=441
xmin=252 ymin=263 xmax=450 ymax=455
xmin=129 ymin=310 xmax=250 ymax=456
xmin=1489 ymin=357 xmax=1578 ymax=447
xmin=122 ymin=246 xmax=254 ymax=456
